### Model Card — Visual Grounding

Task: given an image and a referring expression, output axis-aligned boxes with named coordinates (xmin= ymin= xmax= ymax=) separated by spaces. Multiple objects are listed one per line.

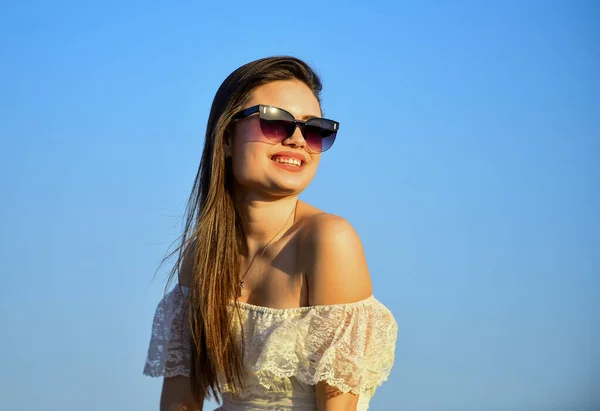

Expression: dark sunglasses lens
xmin=304 ymin=120 xmax=338 ymax=152
xmin=260 ymin=118 xmax=294 ymax=142
xmin=259 ymin=106 xmax=295 ymax=142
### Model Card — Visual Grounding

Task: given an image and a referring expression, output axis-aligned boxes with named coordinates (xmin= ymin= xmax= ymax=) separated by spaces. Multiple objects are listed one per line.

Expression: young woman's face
xmin=228 ymin=80 xmax=323 ymax=199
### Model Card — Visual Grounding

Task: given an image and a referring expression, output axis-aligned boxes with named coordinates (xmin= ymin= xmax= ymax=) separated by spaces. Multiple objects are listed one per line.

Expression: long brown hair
xmin=163 ymin=56 xmax=322 ymax=402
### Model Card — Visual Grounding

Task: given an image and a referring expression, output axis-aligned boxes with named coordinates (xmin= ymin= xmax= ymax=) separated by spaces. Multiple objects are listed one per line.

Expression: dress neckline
xmin=175 ymin=285 xmax=377 ymax=315
xmin=229 ymin=295 xmax=377 ymax=315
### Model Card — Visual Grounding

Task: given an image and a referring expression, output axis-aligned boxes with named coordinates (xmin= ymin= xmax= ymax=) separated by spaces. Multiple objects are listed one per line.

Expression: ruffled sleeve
xmin=243 ymin=296 xmax=398 ymax=396
xmin=143 ymin=286 xmax=192 ymax=378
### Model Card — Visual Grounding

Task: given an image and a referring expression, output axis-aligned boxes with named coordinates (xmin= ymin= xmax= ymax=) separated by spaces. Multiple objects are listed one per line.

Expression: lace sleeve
xmin=143 ymin=286 xmax=191 ymax=378
xmin=246 ymin=297 xmax=398 ymax=396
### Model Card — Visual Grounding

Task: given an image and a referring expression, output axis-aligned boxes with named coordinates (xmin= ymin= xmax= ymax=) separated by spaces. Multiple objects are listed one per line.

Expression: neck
xmin=235 ymin=194 xmax=298 ymax=257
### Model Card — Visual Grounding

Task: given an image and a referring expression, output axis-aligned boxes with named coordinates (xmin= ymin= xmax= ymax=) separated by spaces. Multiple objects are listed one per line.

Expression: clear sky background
xmin=1 ymin=1 xmax=598 ymax=410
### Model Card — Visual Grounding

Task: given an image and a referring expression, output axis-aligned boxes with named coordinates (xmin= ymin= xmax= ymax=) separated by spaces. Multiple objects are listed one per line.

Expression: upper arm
xmin=162 ymin=240 xmax=200 ymax=410
xmin=160 ymin=376 xmax=203 ymax=411
xmin=303 ymin=214 xmax=372 ymax=411
xmin=304 ymin=214 xmax=372 ymax=306
xmin=315 ymin=381 xmax=359 ymax=411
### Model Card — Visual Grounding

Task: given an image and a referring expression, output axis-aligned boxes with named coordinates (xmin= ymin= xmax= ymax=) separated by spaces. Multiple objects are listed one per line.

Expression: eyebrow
xmin=297 ymin=113 xmax=320 ymax=121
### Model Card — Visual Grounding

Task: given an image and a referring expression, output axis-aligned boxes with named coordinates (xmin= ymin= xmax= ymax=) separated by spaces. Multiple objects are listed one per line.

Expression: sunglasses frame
xmin=232 ymin=104 xmax=339 ymax=152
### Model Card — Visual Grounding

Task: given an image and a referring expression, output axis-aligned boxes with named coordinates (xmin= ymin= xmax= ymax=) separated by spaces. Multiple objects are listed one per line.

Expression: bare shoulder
xmin=298 ymin=209 xmax=373 ymax=306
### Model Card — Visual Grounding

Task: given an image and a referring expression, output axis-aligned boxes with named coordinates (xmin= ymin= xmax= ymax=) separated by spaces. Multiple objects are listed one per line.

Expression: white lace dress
xmin=144 ymin=286 xmax=398 ymax=410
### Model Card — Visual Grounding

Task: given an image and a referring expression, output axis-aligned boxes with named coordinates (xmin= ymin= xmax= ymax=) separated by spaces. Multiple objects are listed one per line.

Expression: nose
xmin=281 ymin=124 xmax=306 ymax=149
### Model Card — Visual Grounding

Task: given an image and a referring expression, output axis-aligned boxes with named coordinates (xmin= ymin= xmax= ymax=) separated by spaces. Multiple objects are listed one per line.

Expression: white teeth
xmin=273 ymin=157 xmax=301 ymax=166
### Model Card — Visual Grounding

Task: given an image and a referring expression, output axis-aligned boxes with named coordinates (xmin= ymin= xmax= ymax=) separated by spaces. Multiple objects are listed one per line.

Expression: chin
xmin=267 ymin=182 xmax=308 ymax=197
xmin=234 ymin=178 xmax=308 ymax=199
xmin=271 ymin=175 xmax=314 ymax=193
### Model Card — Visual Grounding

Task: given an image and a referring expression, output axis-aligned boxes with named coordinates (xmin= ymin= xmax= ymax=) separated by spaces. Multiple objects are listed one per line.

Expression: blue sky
xmin=1 ymin=1 xmax=598 ymax=410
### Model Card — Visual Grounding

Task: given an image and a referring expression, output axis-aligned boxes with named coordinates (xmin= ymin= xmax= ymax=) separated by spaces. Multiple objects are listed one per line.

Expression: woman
xmin=144 ymin=56 xmax=398 ymax=411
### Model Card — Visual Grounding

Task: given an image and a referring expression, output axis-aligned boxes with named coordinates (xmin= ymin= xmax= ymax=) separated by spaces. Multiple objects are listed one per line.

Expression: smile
xmin=269 ymin=155 xmax=306 ymax=172
xmin=272 ymin=157 xmax=302 ymax=167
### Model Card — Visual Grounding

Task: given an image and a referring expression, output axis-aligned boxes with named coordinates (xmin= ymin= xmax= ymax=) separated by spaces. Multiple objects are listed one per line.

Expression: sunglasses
xmin=232 ymin=105 xmax=339 ymax=152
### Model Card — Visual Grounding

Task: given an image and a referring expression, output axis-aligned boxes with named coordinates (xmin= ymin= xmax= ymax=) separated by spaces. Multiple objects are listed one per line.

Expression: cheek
xmin=230 ymin=120 xmax=273 ymax=178
xmin=311 ymin=155 xmax=321 ymax=168
xmin=230 ymin=141 xmax=269 ymax=184
xmin=230 ymin=154 xmax=253 ymax=187
xmin=234 ymin=118 xmax=270 ymax=145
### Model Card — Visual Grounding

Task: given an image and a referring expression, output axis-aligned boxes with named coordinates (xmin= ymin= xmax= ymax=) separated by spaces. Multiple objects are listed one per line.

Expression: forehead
xmin=246 ymin=80 xmax=322 ymax=119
